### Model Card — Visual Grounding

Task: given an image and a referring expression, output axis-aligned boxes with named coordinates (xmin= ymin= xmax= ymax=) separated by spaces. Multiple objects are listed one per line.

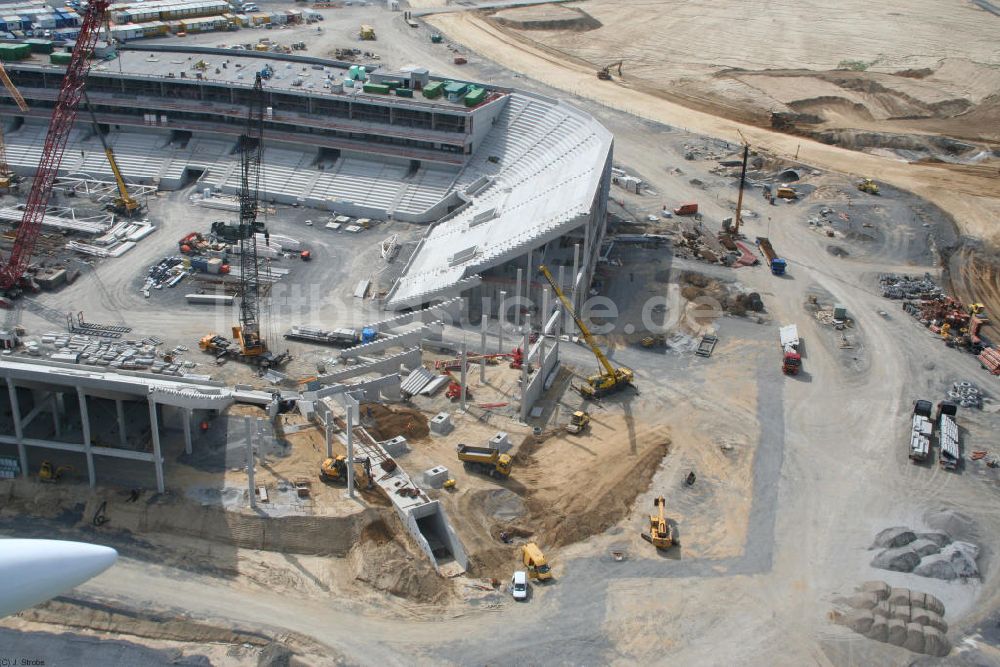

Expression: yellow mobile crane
xmin=0 ymin=62 xmax=29 ymax=189
xmin=82 ymin=91 xmax=142 ymax=217
xmin=538 ymin=265 xmax=634 ymax=399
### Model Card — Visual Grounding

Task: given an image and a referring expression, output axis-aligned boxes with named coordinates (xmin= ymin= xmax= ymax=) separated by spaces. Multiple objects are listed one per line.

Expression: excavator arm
xmin=538 ymin=264 xmax=617 ymax=378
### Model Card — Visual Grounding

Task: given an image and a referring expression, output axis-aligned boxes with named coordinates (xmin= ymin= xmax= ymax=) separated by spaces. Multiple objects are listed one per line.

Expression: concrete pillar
xmin=148 ymin=399 xmax=165 ymax=494
xmin=542 ymin=287 xmax=551 ymax=329
xmin=345 ymin=401 xmax=355 ymax=499
xmin=183 ymin=408 xmax=193 ymax=456
xmin=77 ymin=388 xmax=96 ymax=488
xmin=583 ymin=218 xmax=591 ymax=274
xmin=115 ymin=399 xmax=127 ymax=448
xmin=498 ymin=290 xmax=507 ymax=353
xmin=520 ymin=315 xmax=531 ymax=419
xmin=514 ymin=268 xmax=523 ymax=328
xmin=50 ymin=395 xmax=60 ymax=438
xmin=460 ymin=341 xmax=468 ymax=412
xmin=6 ymin=378 xmax=27 ymax=479
xmin=572 ymin=243 xmax=580 ymax=310
xmin=480 ymin=315 xmax=487 ymax=383
xmin=525 ymin=248 xmax=533 ymax=313
xmin=324 ymin=410 xmax=333 ymax=458
xmin=245 ymin=416 xmax=255 ymax=509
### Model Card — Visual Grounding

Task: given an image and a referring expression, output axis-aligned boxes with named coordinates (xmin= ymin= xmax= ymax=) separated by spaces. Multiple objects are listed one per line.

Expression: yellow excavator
xmin=83 ymin=91 xmax=142 ymax=217
xmin=597 ymin=60 xmax=623 ymax=81
xmin=538 ymin=265 xmax=635 ymax=399
xmin=641 ymin=496 xmax=674 ymax=549
xmin=0 ymin=61 xmax=29 ymax=189
xmin=39 ymin=461 xmax=72 ymax=483
xmin=319 ymin=455 xmax=373 ymax=489
xmin=565 ymin=410 xmax=591 ymax=434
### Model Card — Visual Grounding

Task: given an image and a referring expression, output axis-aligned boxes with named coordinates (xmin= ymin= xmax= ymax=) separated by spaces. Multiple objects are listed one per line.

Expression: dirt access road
xmin=427 ymin=9 xmax=1000 ymax=245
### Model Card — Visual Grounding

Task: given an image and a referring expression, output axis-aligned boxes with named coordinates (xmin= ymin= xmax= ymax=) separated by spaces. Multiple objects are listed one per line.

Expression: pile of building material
xmin=832 ymin=581 xmax=950 ymax=657
xmin=946 ymin=381 xmax=985 ymax=409
xmin=35 ymin=332 xmax=199 ymax=375
xmin=879 ymin=273 xmax=943 ymax=300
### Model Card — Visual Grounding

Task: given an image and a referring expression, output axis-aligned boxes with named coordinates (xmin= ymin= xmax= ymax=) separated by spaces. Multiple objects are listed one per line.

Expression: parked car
xmin=510 ymin=571 xmax=528 ymax=601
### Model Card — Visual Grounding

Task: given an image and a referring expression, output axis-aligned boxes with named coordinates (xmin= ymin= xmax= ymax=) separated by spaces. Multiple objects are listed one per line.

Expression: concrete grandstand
xmin=1 ymin=45 xmax=613 ymax=313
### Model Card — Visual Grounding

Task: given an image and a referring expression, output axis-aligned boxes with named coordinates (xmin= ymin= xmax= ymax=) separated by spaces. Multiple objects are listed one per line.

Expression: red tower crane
xmin=0 ymin=0 xmax=110 ymax=291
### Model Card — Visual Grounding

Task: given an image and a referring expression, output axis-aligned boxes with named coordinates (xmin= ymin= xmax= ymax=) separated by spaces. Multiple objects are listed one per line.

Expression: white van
xmin=510 ymin=571 xmax=528 ymax=601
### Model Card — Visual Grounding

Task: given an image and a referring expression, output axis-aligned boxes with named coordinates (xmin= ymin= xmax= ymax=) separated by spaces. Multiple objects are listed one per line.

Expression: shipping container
xmin=24 ymin=37 xmax=52 ymax=52
xmin=394 ymin=87 xmax=413 ymax=98
xmin=464 ymin=86 xmax=486 ymax=107
xmin=363 ymin=82 xmax=389 ymax=94
xmin=422 ymin=80 xmax=442 ymax=99
xmin=0 ymin=42 xmax=29 ymax=60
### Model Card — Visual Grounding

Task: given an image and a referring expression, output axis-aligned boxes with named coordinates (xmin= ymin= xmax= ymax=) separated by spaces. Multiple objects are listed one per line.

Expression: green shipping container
xmin=50 ymin=52 xmax=72 ymax=65
xmin=464 ymin=87 xmax=486 ymax=107
xmin=394 ymin=87 xmax=413 ymax=98
xmin=0 ymin=44 xmax=29 ymax=61
xmin=26 ymin=39 xmax=53 ymax=54
xmin=422 ymin=81 xmax=443 ymax=99
xmin=443 ymin=81 xmax=467 ymax=97
xmin=363 ymin=83 xmax=390 ymax=95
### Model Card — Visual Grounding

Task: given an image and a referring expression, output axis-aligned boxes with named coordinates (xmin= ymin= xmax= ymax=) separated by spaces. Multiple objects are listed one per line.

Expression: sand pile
xmin=346 ymin=518 xmax=450 ymax=603
xmin=361 ymin=403 xmax=430 ymax=442
xmin=491 ymin=4 xmax=601 ymax=31
xmin=832 ymin=581 xmax=950 ymax=656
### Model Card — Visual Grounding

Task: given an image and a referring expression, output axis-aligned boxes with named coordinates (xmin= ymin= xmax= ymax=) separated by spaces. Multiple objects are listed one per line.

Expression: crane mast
xmin=234 ymin=73 xmax=266 ymax=357
xmin=82 ymin=90 xmax=142 ymax=217
xmin=0 ymin=0 xmax=110 ymax=289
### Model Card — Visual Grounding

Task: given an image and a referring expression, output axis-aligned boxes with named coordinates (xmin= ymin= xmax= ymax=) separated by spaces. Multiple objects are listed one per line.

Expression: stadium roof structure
xmin=386 ymin=93 xmax=613 ymax=309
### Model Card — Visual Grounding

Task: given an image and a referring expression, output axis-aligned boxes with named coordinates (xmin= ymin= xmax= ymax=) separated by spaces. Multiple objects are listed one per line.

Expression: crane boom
xmin=234 ymin=73 xmax=266 ymax=357
xmin=0 ymin=62 xmax=28 ymax=113
xmin=0 ymin=0 xmax=110 ymax=289
xmin=538 ymin=264 xmax=616 ymax=377
xmin=82 ymin=91 xmax=141 ymax=216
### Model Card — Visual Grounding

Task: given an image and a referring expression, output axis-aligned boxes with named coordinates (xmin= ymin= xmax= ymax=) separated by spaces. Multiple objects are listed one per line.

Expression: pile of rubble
xmin=832 ymin=581 xmax=950 ymax=657
xmin=878 ymin=273 xmax=943 ymax=300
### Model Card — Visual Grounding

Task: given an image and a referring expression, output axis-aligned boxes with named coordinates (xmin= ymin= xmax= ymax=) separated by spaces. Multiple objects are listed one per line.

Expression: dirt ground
xmin=427 ymin=5 xmax=1000 ymax=251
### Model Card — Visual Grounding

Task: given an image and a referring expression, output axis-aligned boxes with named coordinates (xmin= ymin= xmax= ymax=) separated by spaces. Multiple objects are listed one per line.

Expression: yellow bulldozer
xmin=857 ymin=178 xmax=879 ymax=195
xmin=641 ymin=496 xmax=674 ymax=549
xmin=565 ymin=411 xmax=591 ymax=435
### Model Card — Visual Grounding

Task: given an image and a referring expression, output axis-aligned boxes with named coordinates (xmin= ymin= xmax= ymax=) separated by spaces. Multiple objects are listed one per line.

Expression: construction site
xmin=0 ymin=0 xmax=998 ymax=665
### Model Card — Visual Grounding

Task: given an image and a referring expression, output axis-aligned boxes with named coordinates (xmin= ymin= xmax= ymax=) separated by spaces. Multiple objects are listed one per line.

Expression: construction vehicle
xmin=521 ymin=542 xmax=552 ymax=580
xmin=565 ymin=411 xmax=590 ymax=434
xmin=39 ymin=461 xmax=72 ymax=483
xmin=0 ymin=0 xmax=110 ymax=297
xmin=456 ymin=444 xmax=511 ymax=478
xmin=283 ymin=326 xmax=375 ymax=347
xmin=756 ymin=237 xmax=787 ymax=276
xmin=538 ymin=265 xmax=634 ymax=399
xmin=359 ymin=24 xmax=375 ymax=40
xmin=779 ymin=324 xmax=801 ymax=375
xmin=674 ymin=202 xmax=698 ymax=216
xmin=909 ymin=399 xmax=933 ymax=463
xmin=0 ymin=62 xmax=28 ymax=189
xmin=201 ymin=73 xmax=289 ymax=368
xmin=857 ymin=178 xmax=880 ymax=195
xmin=430 ymin=33 xmax=443 ymax=43
xmin=937 ymin=401 xmax=960 ymax=470
xmin=82 ymin=91 xmax=143 ymax=217
xmin=319 ymin=454 xmax=372 ymax=488
xmin=641 ymin=496 xmax=674 ymax=549
xmin=641 ymin=334 xmax=666 ymax=348
xmin=597 ymin=60 xmax=623 ymax=80
xmin=775 ymin=186 xmax=797 ymax=200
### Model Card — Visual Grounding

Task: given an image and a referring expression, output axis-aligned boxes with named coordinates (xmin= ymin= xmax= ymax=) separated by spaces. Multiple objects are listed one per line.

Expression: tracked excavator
xmin=641 ymin=496 xmax=674 ymax=549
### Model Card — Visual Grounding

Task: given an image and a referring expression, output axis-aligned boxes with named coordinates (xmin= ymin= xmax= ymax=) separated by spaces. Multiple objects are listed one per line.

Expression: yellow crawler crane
xmin=0 ymin=62 xmax=29 ymax=189
xmin=538 ymin=265 xmax=634 ymax=399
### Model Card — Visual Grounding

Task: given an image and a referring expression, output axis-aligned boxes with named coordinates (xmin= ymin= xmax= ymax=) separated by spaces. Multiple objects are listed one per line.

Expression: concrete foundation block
xmin=489 ymin=431 xmax=511 ymax=452
xmin=430 ymin=412 xmax=453 ymax=435
xmin=382 ymin=435 xmax=409 ymax=457
xmin=423 ymin=465 xmax=449 ymax=488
